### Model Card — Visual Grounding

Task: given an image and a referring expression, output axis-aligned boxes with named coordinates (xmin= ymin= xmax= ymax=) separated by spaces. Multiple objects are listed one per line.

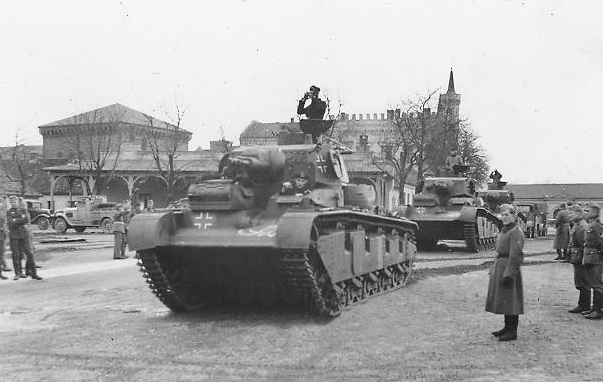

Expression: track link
xmin=282 ymin=215 xmax=417 ymax=317
xmin=137 ymin=250 xmax=191 ymax=312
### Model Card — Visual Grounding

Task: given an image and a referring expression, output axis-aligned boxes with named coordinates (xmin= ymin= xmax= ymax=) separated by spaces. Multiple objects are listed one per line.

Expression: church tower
xmin=436 ymin=69 xmax=462 ymax=147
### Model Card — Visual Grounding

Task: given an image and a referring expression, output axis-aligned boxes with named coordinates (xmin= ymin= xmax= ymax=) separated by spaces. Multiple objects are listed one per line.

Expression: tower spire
xmin=447 ymin=68 xmax=455 ymax=93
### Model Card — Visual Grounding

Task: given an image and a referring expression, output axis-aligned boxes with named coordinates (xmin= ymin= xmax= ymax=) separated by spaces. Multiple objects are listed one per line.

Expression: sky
xmin=1 ymin=0 xmax=602 ymax=185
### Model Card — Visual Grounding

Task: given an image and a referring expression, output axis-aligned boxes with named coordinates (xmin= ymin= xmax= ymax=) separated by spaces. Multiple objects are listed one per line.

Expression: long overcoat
xmin=554 ymin=209 xmax=570 ymax=249
xmin=486 ymin=223 xmax=525 ymax=315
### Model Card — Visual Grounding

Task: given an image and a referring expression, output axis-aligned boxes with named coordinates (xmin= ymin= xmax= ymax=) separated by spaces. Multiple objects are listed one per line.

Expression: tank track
xmin=464 ymin=209 xmax=500 ymax=252
xmin=136 ymin=215 xmax=416 ymax=316
xmin=281 ymin=215 xmax=416 ymax=317
xmin=137 ymin=250 xmax=192 ymax=312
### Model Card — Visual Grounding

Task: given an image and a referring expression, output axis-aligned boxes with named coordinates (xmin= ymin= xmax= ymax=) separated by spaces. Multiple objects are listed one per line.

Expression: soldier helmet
xmin=309 ymin=85 xmax=321 ymax=94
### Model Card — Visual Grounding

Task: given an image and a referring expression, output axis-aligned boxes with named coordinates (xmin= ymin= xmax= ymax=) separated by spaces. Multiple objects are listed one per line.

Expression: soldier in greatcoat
xmin=486 ymin=203 xmax=524 ymax=341
xmin=581 ymin=203 xmax=603 ymax=320
xmin=554 ymin=203 xmax=571 ymax=261
xmin=567 ymin=206 xmax=590 ymax=313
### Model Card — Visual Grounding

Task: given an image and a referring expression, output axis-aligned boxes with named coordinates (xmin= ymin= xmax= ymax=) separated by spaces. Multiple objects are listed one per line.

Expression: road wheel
xmin=74 ymin=226 xmax=86 ymax=233
xmin=37 ymin=217 xmax=50 ymax=230
xmin=54 ymin=217 xmax=68 ymax=233
xmin=100 ymin=218 xmax=113 ymax=233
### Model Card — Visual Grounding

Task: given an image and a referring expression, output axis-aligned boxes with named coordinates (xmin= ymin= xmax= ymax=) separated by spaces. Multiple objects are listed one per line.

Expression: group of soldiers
xmin=555 ymin=202 xmax=603 ymax=319
xmin=0 ymin=195 xmax=42 ymax=281
xmin=112 ymin=199 xmax=154 ymax=259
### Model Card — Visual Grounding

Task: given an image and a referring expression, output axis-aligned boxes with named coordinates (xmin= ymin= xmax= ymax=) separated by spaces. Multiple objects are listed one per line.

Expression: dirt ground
xmin=0 ymin=234 xmax=602 ymax=382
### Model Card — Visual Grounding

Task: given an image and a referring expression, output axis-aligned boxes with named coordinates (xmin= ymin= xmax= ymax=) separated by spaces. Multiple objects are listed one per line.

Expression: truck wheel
xmin=37 ymin=217 xmax=50 ymax=230
xmin=100 ymin=218 xmax=113 ymax=233
xmin=54 ymin=217 xmax=68 ymax=233
xmin=74 ymin=226 xmax=86 ymax=233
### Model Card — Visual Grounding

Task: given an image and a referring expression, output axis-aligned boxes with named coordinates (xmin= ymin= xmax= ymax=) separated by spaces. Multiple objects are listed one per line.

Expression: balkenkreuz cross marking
xmin=315 ymin=154 xmax=327 ymax=173
xmin=194 ymin=212 xmax=215 ymax=229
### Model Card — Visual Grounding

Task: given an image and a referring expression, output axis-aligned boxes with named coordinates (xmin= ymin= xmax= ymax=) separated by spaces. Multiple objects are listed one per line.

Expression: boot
xmin=554 ymin=249 xmax=563 ymax=261
xmin=584 ymin=309 xmax=603 ymax=320
xmin=0 ymin=271 xmax=6 ymax=280
xmin=562 ymin=249 xmax=570 ymax=263
xmin=569 ymin=289 xmax=591 ymax=313
xmin=498 ymin=330 xmax=517 ymax=341
xmin=585 ymin=291 xmax=603 ymax=319
xmin=27 ymin=263 xmax=42 ymax=281
xmin=491 ymin=327 xmax=507 ymax=337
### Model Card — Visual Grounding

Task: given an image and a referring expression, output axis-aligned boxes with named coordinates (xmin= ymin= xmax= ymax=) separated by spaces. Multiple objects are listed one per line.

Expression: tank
xmin=128 ymin=121 xmax=418 ymax=317
xmin=397 ymin=169 xmax=502 ymax=252
xmin=478 ymin=189 xmax=527 ymax=235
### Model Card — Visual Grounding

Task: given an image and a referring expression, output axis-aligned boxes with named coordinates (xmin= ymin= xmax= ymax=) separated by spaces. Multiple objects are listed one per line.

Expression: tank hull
xmin=406 ymin=206 xmax=501 ymax=252
xmin=129 ymin=209 xmax=418 ymax=316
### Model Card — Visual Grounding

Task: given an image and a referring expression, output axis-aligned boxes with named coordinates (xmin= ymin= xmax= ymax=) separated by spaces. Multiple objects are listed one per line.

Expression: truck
xmin=24 ymin=199 xmax=53 ymax=230
xmin=52 ymin=195 xmax=119 ymax=233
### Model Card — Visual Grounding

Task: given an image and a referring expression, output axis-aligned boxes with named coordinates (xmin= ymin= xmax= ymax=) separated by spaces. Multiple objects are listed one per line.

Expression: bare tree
xmin=64 ymin=107 xmax=125 ymax=194
xmin=0 ymin=132 xmax=38 ymax=196
xmin=457 ymin=123 xmax=490 ymax=187
xmin=369 ymin=90 xmax=439 ymax=198
xmin=143 ymin=104 xmax=192 ymax=203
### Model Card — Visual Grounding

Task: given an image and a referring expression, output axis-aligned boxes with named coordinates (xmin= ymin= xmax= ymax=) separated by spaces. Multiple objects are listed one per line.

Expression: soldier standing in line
xmin=581 ymin=203 xmax=603 ymax=320
xmin=567 ymin=206 xmax=590 ymax=313
xmin=486 ymin=203 xmax=525 ymax=342
xmin=7 ymin=195 xmax=42 ymax=280
xmin=554 ymin=203 xmax=571 ymax=261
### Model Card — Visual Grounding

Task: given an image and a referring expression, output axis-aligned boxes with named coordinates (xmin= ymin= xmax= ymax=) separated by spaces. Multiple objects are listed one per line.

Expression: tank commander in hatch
xmin=445 ymin=148 xmax=464 ymax=175
xmin=297 ymin=85 xmax=327 ymax=120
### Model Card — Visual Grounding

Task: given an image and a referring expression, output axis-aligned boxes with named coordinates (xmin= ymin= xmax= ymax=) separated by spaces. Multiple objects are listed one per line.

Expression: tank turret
xmin=129 ymin=119 xmax=418 ymax=316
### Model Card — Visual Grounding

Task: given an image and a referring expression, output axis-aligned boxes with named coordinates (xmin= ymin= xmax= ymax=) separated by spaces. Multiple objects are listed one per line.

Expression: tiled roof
xmin=508 ymin=183 xmax=603 ymax=199
xmin=240 ymin=120 xmax=300 ymax=140
xmin=44 ymin=154 xmax=221 ymax=173
xmin=39 ymin=103 xmax=192 ymax=135
xmin=0 ymin=172 xmax=41 ymax=197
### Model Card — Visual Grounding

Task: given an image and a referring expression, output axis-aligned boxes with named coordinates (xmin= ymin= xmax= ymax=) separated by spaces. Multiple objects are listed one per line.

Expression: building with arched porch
xmin=39 ymin=103 xmax=224 ymax=209
xmin=44 ymin=153 xmax=221 ymax=209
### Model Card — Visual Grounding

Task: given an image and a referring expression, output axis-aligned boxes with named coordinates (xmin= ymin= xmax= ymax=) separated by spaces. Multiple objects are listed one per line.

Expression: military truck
xmin=52 ymin=195 xmax=119 ymax=233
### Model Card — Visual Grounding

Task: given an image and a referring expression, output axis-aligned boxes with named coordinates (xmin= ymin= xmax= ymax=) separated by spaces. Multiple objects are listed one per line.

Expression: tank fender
xmin=129 ymin=211 xmax=189 ymax=252
xmin=275 ymin=211 xmax=319 ymax=249
xmin=459 ymin=207 xmax=477 ymax=222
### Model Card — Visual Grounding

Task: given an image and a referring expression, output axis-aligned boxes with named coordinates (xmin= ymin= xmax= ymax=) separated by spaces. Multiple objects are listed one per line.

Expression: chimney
xmin=394 ymin=108 xmax=401 ymax=119
xmin=359 ymin=114 xmax=363 ymax=121
xmin=386 ymin=110 xmax=394 ymax=120
xmin=373 ymin=113 xmax=378 ymax=120
xmin=381 ymin=113 xmax=385 ymax=120
xmin=352 ymin=114 xmax=356 ymax=120
xmin=340 ymin=112 xmax=348 ymax=121
xmin=290 ymin=117 xmax=294 ymax=123
xmin=366 ymin=113 xmax=371 ymax=120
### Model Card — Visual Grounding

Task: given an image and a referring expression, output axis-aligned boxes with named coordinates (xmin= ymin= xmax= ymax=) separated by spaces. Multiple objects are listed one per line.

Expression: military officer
xmin=297 ymin=85 xmax=327 ymax=120
xmin=581 ymin=203 xmax=603 ymax=319
xmin=486 ymin=203 xmax=525 ymax=341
